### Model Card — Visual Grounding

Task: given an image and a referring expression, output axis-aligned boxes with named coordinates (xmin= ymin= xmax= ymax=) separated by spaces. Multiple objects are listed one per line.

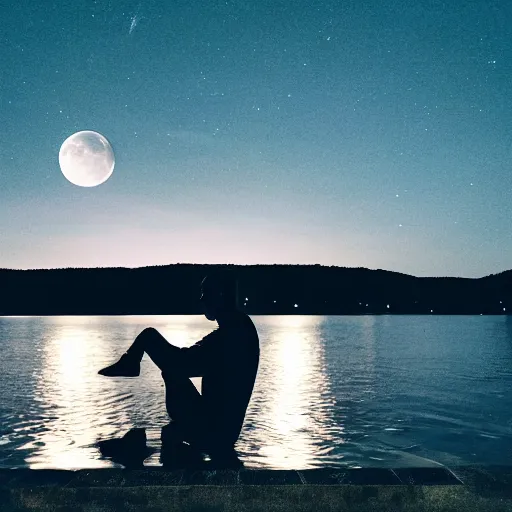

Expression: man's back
xmin=199 ymin=312 xmax=260 ymax=446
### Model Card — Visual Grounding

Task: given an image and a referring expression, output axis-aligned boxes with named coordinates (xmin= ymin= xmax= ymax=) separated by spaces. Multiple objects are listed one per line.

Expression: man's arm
xmin=173 ymin=329 xmax=223 ymax=377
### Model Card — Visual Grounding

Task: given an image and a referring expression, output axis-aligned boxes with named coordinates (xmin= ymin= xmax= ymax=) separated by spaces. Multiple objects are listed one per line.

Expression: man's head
xmin=200 ymin=271 xmax=239 ymax=321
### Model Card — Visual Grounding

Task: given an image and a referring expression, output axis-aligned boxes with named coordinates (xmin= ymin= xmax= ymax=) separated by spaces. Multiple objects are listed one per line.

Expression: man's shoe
xmin=209 ymin=447 xmax=244 ymax=469
xmin=98 ymin=353 xmax=140 ymax=377
xmin=98 ymin=428 xmax=147 ymax=456
xmin=97 ymin=428 xmax=155 ymax=468
xmin=160 ymin=441 xmax=206 ymax=469
xmin=161 ymin=421 xmax=185 ymax=444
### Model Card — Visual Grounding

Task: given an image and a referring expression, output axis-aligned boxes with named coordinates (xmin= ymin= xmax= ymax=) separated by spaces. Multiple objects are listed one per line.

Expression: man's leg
xmin=98 ymin=329 xmax=237 ymax=460
xmin=98 ymin=327 xmax=180 ymax=376
xmin=161 ymin=373 xmax=240 ymax=460
xmin=161 ymin=371 xmax=212 ymax=449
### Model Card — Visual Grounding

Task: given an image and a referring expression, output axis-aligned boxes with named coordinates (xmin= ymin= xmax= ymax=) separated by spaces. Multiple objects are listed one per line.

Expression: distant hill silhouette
xmin=0 ymin=264 xmax=510 ymax=315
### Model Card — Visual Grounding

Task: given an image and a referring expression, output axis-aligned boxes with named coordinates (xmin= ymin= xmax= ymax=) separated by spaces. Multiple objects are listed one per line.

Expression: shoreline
xmin=1 ymin=466 xmax=511 ymax=512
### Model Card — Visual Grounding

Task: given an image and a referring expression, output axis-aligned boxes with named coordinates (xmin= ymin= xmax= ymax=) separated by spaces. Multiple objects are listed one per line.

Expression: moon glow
xmin=59 ymin=131 xmax=115 ymax=187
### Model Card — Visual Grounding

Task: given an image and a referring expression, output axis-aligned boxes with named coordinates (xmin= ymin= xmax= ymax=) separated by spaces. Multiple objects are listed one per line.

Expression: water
xmin=0 ymin=315 xmax=511 ymax=470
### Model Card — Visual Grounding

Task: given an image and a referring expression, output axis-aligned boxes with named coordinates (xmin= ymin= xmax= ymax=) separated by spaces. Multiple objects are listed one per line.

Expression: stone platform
xmin=1 ymin=466 xmax=511 ymax=511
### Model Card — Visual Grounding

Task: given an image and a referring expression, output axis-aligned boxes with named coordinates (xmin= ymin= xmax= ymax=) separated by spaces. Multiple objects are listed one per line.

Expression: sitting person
xmin=98 ymin=272 xmax=260 ymax=463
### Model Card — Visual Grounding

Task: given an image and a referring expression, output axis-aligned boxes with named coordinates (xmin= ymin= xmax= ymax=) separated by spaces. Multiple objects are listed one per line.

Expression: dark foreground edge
xmin=1 ymin=466 xmax=511 ymax=512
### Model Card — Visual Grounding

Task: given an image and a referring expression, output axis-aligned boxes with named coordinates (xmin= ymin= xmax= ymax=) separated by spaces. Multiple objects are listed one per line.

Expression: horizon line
xmin=0 ymin=263 xmax=509 ymax=280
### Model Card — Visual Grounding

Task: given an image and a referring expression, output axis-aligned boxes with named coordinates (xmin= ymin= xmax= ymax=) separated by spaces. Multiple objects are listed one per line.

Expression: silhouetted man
xmin=98 ymin=272 xmax=260 ymax=461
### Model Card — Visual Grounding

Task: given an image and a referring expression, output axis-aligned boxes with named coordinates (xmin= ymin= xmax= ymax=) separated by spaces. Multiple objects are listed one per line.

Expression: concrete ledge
xmin=0 ymin=466 xmax=511 ymax=512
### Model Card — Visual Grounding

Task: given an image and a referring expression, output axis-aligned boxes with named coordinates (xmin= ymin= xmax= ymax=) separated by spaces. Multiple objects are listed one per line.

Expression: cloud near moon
xmin=59 ymin=131 xmax=115 ymax=187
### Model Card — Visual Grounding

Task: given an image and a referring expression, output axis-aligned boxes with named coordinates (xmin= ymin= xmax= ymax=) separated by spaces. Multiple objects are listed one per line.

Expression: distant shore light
xmin=294 ymin=304 xmax=298 ymax=308
xmin=386 ymin=304 xmax=390 ymax=309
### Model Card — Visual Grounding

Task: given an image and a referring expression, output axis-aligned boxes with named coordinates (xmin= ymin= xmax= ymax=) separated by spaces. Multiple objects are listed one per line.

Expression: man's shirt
xmin=177 ymin=312 xmax=260 ymax=445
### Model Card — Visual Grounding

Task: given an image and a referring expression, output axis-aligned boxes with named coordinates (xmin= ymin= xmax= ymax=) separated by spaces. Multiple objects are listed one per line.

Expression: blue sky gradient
xmin=1 ymin=0 xmax=511 ymax=276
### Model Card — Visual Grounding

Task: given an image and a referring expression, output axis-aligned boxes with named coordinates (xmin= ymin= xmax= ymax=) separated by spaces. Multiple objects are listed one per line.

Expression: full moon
xmin=59 ymin=131 xmax=115 ymax=187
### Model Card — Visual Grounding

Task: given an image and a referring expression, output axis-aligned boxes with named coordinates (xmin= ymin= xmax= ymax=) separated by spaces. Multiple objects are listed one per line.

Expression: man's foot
xmin=209 ymin=447 xmax=244 ymax=469
xmin=98 ymin=428 xmax=147 ymax=455
xmin=97 ymin=428 xmax=155 ymax=468
xmin=98 ymin=353 xmax=140 ymax=377
xmin=121 ymin=428 xmax=147 ymax=445
xmin=160 ymin=440 xmax=206 ymax=469
xmin=161 ymin=422 xmax=185 ymax=445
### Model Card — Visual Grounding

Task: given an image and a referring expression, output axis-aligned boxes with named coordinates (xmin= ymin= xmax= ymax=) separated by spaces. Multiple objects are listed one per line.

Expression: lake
xmin=0 ymin=315 xmax=511 ymax=470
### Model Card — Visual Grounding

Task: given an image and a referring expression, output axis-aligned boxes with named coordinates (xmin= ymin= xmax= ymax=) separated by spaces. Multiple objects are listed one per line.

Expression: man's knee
xmin=139 ymin=327 xmax=161 ymax=348
xmin=141 ymin=327 xmax=158 ymax=338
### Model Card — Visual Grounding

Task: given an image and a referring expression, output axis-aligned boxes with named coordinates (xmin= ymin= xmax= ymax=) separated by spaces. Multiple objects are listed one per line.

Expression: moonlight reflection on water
xmin=0 ymin=315 xmax=511 ymax=469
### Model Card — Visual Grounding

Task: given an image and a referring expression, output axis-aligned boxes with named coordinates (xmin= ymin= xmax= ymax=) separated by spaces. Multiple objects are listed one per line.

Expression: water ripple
xmin=0 ymin=315 xmax=511 ymax=469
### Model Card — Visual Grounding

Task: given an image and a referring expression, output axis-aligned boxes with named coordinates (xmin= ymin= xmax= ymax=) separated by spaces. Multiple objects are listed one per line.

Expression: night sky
xmin=2 ymin=0 xmax=511 ymax=277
